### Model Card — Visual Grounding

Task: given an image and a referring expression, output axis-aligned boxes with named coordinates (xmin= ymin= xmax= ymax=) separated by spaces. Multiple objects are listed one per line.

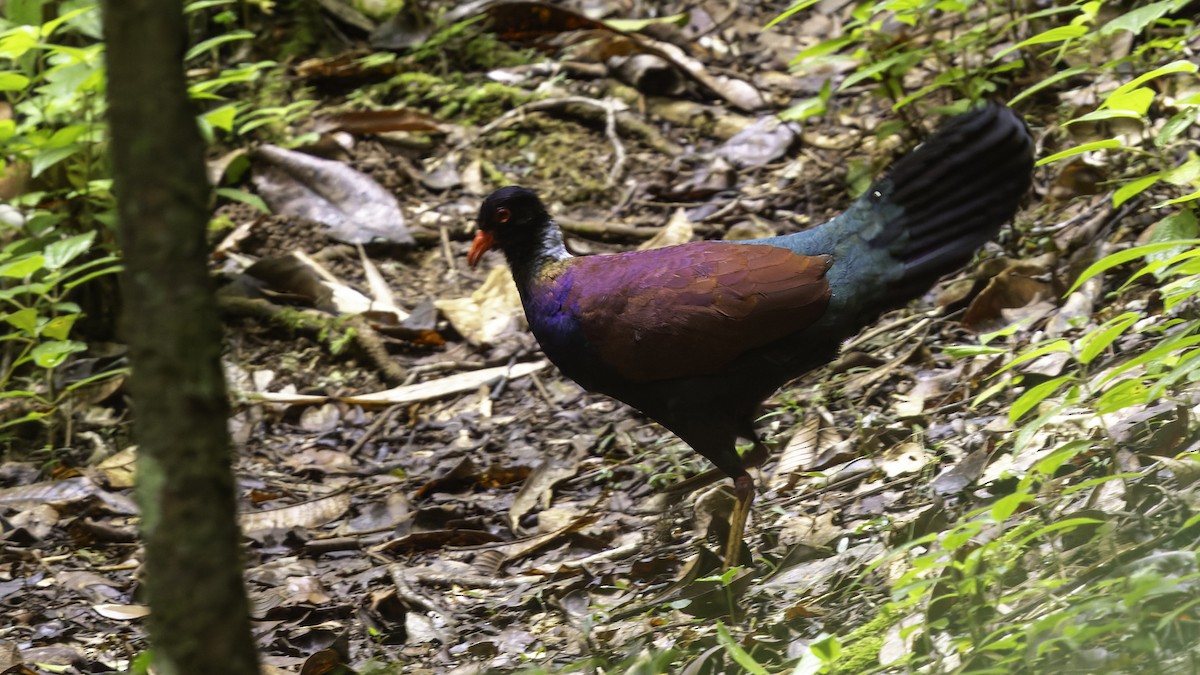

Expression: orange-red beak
xmin=467 ymin=230 xmax=495 ymax=268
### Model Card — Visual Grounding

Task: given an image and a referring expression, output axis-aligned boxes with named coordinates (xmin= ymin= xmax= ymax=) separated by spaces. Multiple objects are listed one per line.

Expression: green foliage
xmin=770 ymin=1 xmax=1200 ymax=670
xmin=0 ymin=0 xmax=306 ymax=447
xmin=0 ymin=227 xmax=123 ymax=433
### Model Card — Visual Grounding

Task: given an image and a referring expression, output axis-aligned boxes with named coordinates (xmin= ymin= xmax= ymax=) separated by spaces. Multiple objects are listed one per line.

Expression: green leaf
xmin=1036 ymin=139 xmax=1122 ymax=166
xmin=1154 ymin=190 xmax=1200 ymax=208
xmin=1009 ymin=66 xmax=1089 ymax=106
xmin=1067 ymin=240 xmax=1200 ymax=294
xmin=839 ymin=52 xmax=922 ymax=91
xmin=1018 ymin=517 xmax=1105 ymax=547
xmin=215 ymin=187 xmax=269 ymax=213
xmin=43 ymin=231 xmax=96 ymax=270
xmin=0 ymin=71 xmax=30 ymax=91
xmin=1100 ymin=86 xmax=1155 ymax=115
xmin=1097 ymin=332 xmax=1200 ymax=387
xmin=1063 ymin=472 xmax=1141 ymax=495
xmin=1163 ymin=155 xmax=1200 ymax=186
xmin=1065 ymin=108 xmax=1145 ymax=125
xmin=1034 ymin=440 xmax=1092 ymax=476
xmin=1096 ymin=377 xmax=1150 ymax=414
xmin=1143 ymin=210 xmax=1199 ymax=274
xmin=3 ymin=307 xmax=37 ymax=334
xmin=1010 ymin=376 xmax=1072 ymax=422
xmin=30 ymin=339 xmax=86 ymax=368
xmin=995 ymin=339 xmax=1072 ymax=375
xmin=603 ymin=13 xmax=688 ymax=31
xmin=184 ymin=29 xmax=255 ymax=62
xmin=991 ymin=492 xmax=1032 ymax=522
xmin=810 ymin=633 xmax=842 ymax=663
xmin=715 ymin=621 xmax=769 ymax=675
xmin=1076 ymin=312 xmax=1139 ymax=364
xmin=185 ymin=0 xmax=238 ymax=12
xmin=1100 ymin=0 xmax=1189 ymax=34
xmin=1108 ymin=59 xmax=1199 ymax=99
xmin=1113 ymin=174 xmax=1161 ymax=207
xmin=791 ymin=34 xmax=855 ymax=64
xmin=31 ymin=143 xmax=82 ymax=178
xmin=40 ymin=314 xmax=78 ymax=340
xmin=767 ymin=0 xmax=822 ymax=29
xmin=994 ymin=24 xmax=1088 ymax=60
xmin=1157 ymin=108 xmax=1199 ymax=147
xmin=202 ymin=104 xmax=238 ymax=133
xmin=0 ymin=26 xmax=38 ymax=59
xmin=943 ymin=345 xmax=1006 ymax=358
xmin=0 ymin=254 xmax=45 ymax=278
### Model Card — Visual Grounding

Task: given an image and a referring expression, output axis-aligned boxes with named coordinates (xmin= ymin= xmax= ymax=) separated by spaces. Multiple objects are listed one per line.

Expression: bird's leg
xmin=723 ymin=472 xmax=755 ymax=570
xmin=722 ymin=436 xmax=770 ymax=569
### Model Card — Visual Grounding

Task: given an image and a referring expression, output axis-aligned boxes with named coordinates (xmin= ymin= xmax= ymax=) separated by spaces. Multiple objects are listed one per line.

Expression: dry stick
xmin=346 ymin=403 xmax=404 ymax=458
xmin=601 ymin=99 xmax=626 ymax=188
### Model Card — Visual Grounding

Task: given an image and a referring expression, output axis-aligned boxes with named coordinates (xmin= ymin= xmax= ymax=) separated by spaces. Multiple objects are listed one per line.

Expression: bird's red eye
xmin=496 ymin=207 xmax=511 ymax=223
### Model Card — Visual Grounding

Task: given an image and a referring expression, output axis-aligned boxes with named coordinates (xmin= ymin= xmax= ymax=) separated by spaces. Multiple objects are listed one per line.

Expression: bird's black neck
xmin=500 ymin=219 xmax=571 ymax=286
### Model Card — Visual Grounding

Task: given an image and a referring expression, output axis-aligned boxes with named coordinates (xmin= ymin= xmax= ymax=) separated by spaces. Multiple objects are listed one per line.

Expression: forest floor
xmin=2 ymin=0 xmax=1200 ymax=673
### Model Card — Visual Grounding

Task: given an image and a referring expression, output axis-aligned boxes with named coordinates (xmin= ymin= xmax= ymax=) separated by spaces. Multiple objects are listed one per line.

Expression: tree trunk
xmin=102 ymin=2 xmax=260 ymax=672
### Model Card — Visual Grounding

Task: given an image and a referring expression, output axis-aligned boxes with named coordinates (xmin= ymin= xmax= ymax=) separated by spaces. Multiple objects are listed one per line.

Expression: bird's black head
xmin=469 ymin=186 xmax=552 ymax=267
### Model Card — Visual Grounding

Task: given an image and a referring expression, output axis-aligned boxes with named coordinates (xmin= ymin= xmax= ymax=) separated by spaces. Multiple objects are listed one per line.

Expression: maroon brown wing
xmin=565 ymin=242 xmax=832 ymax=383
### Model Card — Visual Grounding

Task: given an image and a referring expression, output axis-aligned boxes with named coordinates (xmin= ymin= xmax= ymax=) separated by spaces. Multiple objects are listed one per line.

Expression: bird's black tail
xmin=868 ymin=103 xmax=1034 ymax=303
xmin=751 ymin=103 xmax=1032 ymax=331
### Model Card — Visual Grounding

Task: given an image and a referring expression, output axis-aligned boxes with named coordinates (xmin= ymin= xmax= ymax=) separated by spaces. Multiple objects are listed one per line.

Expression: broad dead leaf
xmin=508 ymin=447 xmax=585 ymax=533
xmin=638 ymin=209 xmax=694 ymax=250
xmin=251 ymin=144 xmax=413 ymax=245
xmin=434 ymin=266 xmax=524 ymax=345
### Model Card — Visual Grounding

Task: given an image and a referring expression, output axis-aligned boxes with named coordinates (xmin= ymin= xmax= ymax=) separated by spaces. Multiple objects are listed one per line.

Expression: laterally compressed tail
xmin=875 ymin=103 xmax=1033 ymax=290
xmin=761 ymin=102 xmax=1034 ymax=327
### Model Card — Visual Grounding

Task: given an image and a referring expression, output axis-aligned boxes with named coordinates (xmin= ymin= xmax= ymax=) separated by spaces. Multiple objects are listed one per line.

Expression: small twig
xmin=528 ymin=371 xmax=554 ymax=406
xmin=601 ymin=99 xmax=626 ymax=188
xmin=346 ymin=404 xmax=404 ymax=458
xmin=439 ymin=225 xmax=461 ymax=292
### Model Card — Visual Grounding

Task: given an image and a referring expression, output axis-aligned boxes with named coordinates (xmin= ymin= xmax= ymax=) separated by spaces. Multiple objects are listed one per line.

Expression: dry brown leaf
xmin=508 ymin=448 xmax=585 ymax=533
xmin=435 ymin=266 xmax=524 ymax=345
xmin=769 ymin=417 xmax=848 ymax=489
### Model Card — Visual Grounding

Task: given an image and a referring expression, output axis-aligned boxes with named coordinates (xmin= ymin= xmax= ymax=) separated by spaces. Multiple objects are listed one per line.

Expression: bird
xmin=467 ymin=103 xmax=1033 ymax=568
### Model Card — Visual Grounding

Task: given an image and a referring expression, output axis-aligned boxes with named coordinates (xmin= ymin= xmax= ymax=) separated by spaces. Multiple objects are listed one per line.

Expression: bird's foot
xmin=722 ymin=474 xmax=755 ymax=570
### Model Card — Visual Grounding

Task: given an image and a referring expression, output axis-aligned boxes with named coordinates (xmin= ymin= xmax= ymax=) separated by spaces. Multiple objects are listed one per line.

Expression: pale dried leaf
xmin=341 ymin=360 xmax=547 ymax=405
xmin=638 ymin=209 xmax=694 ymax=250
xmin=435 ymin=266 xmax=524 ymax=345
xmin=880 ymin=442 xmax=932 ymax=478
xmin=97 ymin=445 xmax=137 ymax=489
xmin=357 ymin=244 xmax=403 ymax=318
xmin=92 ymin=603 xmax=150 ymax=620
xmin=0 ymin=477 xmax=96 ymax=508
xmin=240 ymin=492 xmax=353 ymax=535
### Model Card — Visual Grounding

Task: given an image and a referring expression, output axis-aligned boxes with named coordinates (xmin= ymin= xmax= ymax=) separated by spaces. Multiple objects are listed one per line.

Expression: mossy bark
xmin=102 ymin=1 xmax=259 ymax=672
